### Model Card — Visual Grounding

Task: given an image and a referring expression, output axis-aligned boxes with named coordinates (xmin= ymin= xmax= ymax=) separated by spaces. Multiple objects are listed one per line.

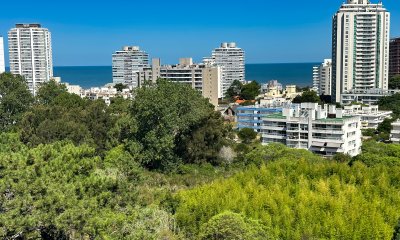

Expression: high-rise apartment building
xmin=0 ymin=36 xmax=5 ymax=73
xmin=137 ymin=58 xmax=222 ymax=106
xmin=313 ymin=59 xmax=332 ymax=95
xmin=8 ymin=24 xmax=53 ymax=95
xmin=332 ymin=0 xmax=390 ymax=103
xmin=112 ymin=46 xmax=149 ymax=87
xmin=209 ymin=42 xmax=245 ymax=97
xmin=389 ymin=37 xmax=400 ymax=79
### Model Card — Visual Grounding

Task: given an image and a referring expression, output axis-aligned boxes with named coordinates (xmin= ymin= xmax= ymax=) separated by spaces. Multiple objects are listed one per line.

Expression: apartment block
xmin=313 ymin=59 xmax=332 ymax=95
xmin=112 ymin=46 xmax=149 ymax=87
xmin=208 ymin=42 xmax=245 ymax=97
xmin=0 ymin=36 xmax=5 ymax=73
xmin=138 ymin=58 xmax=222 ymax=106
xmin=332 ymin=0 xmax=390 ymax=103
xmin=343 ymin=104 xmax=392 ymax=129
xmin=389 ymin=37 xmax=400 ymax=79
xmin=8 ymin=24 xmax=53 ymax=95
xmin=261 ymin=103 xmax=362 ymax=156
xmin=391 ymin=120 xmax=400 ymax=143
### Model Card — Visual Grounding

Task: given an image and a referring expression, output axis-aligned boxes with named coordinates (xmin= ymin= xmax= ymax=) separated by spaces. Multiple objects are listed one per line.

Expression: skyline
xmin=0 ymin=0 xmax=399 ymax=66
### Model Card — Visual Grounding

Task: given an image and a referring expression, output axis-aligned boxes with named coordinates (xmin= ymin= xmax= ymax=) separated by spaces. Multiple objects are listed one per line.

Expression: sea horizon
xmin=5 ymin=63 xmax=318 ymax=89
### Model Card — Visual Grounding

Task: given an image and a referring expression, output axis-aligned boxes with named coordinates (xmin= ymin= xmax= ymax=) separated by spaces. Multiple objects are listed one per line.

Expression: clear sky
xmin=0 ymin=0 xmax=399 ymax=66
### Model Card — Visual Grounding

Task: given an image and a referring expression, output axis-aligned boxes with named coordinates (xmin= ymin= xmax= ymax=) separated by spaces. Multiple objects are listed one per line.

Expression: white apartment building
xmin=8 ymin=24 xmax=53 ymax=95
xmin=112 ymin=46 xmax=149 ymax=87
xmin=343 ymin=104 xmax=392 ymax=129
xmin=332 ymin=0 xmax=390 ymax=103
xmin=209 ymin=42 xmax=245 ymax=97
xmin=0 ymin=36 xmax=5 ymax=73
xmin=137 ymin=58 xmax=222 ymax=107
xmin=313 ymin=59 xmax=332 ymax=95
xmin=391 ymin=120 xmax=400 ymax=143
xmin=262 ymin=103 xmax=362 ymax=156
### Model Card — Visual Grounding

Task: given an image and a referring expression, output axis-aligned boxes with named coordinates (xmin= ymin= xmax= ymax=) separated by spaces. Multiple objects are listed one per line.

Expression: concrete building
xmin=332 ymin=0 xmax=390 ymax=103
xmin=343 ymin=104 xmax=392 ymax=129
xmin=391 ymin=120 xmax=400 ymax=143
xmin=209 ymin=42 xmax=245 ymax=97
xmin=389 ymin=37 xmax=400 ymax=79
xmin=341 ymin=89 xmax=400 ymax=105
xmin=0 ymin=36 xmax=5 ymax=73
xmin=261 ymin=103 xmax=362 ymax=156
xmin=313 ymin=59 xmax=332 ymax=95
xmin=236 ymin=106 xmax=283 ymax=132
xmin=138 ymin=58 xmax=222 ymax=106
xmin=8 ymin=24 xmax=53 ymax=95
xmin=112 ymin=46 xmax=149 ymax=87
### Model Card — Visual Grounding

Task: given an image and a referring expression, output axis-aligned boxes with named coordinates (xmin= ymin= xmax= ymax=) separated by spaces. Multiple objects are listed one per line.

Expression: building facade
xmin=343 ymin=104 xmax=392 ymax=129
xmin=0 ymin=36 xmax=5 ymax=73
xmin=210 ymin=42 xmax=245 ymax=97
xmin=313 ymin=59 xmax=332 ymax=95
xmin=332 ymin=0 xmax=390 ymax=103
xmin=391 ymin=120 xmax=400 ymax=143
xmin=137 ymin=58 xmax=222 ymax=106
xmin=261 ymin=103 xmax=362 ymax=156
xmin=112 ymin=46 xmax=149 ymax=87
xmin=389 ymin=37 xmax=400 ymax=79
xmin=236 ymin=106 xmax=283 ymax=132
xmin=8 ymin=24 xmax=53 ymax=95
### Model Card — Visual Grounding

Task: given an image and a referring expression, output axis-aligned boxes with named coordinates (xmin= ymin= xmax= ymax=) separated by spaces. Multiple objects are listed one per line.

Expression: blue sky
xmin=0 ymin=0 xmax=399 ymax=66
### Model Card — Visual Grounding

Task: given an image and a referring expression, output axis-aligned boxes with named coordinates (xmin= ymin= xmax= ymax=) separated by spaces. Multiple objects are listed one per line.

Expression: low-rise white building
xmin=262 ymin=103 xmax=362 ymax=157
xmin=391 ymin=120 xmax=400 ymax=143
xmin=343 ymin=105 xmax=392 ymax=129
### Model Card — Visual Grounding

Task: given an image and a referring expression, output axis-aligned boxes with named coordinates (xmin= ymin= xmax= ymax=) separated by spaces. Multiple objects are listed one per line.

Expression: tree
xmin=389 ymin=75 xmax=400 ymax=90
xmin=198 ymin=212 xmax=269 ymax=240
xmin=293 ymin=89 xmax=321 ymax=104
xmin=378 ymin=93 xmax=400 ymax=117
xmin=241 ymin=81 xmax=261 ymax=100
xmin=114 ymin=83 xmax=128 ymax=92
xmin=0 ymin=73 xmax=34 ymax=131
xmin=36 ymin=80 xmax=67 ymax=105
xmin=377 ymin=118 xmax=394 ymax=135
xmin=238 ymin=128 xmax=258 ymax=144
xmin=225 ymin=80 xmax=243 ymax=100
xmin=393 ymin=218 xmax=400 ymax=240
xmin=130 ymin=79 xmax=221 ymax=170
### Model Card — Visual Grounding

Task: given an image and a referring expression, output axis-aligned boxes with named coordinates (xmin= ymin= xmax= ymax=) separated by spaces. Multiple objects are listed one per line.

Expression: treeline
xmin=1 ymin=72 xmax=400 ymax=239
xmin=175 ymin=142 xmax=400 ymax=239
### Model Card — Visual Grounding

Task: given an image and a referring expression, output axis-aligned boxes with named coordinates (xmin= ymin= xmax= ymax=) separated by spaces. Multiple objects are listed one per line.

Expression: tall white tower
xmin=0 ymin=36 xmax=5 ymax=73
xmin=8 ymin=24 xmax=53 ymax=95
xmin=313 ymin=59 xmax=332 ymax=95
xmin=332 ymin=0 xmax=390 ymax=102
xmin=112 ymin=46 xmax=149 ymax=87
xmin=211 ymin=42 xmax=245 ymax=97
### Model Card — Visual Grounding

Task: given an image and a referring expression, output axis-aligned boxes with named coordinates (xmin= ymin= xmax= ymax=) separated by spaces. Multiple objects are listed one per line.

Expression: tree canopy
xmin=389 ymin=75 xmax=400 ymax=90
xmin=0 ymin=73 xmax=34 ymax=131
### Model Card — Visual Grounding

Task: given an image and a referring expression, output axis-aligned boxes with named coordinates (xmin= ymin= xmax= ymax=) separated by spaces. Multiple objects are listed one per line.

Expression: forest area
xmin=1 ymin=72 xmax=400 ymax=239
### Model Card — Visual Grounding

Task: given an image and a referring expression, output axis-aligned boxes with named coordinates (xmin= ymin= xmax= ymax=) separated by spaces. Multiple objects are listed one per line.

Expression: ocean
xmin=7 ymin=63 xmax=317 ymax=89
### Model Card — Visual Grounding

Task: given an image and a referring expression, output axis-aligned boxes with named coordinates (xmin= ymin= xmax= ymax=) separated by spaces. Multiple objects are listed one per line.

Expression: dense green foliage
xmin=0 ymin=73 xmax=34 ymax=131
xmin=237 ymin=128 xmax=258 ymax=144
xmin=225 ymin=80 xmax=261 ymax=101
xmin=175 ymin=144 xmax=400 ymax=239
xmin=389 ymin=75 xmax=400 ymax=90
xmin=130 ymin=80 xmax=228 ymax=170
xmin=2 ymin=73 xmax=400 ymax=239
xmin=292 ymin=89 xmax=321 ymax=104
xmin=379 ymin=93 xmax=400 ymax=117
xmin=0 ymin=133 xmax=178 ymax=239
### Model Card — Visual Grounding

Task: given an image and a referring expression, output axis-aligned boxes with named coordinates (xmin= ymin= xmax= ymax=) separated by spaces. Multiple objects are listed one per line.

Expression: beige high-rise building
xmin=137 ymin=58 xmax=221 ymax=106
xmin=313 ymin=59 xmax=332 ymax=95
xmin=8 ymin=24 xmax=53 ymax=95
xmin=332 ymin=0 xmax=390 ymax=103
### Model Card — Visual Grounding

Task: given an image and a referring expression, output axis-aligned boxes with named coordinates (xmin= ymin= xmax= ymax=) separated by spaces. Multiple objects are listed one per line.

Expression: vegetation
xmin=1 ymin=72 xmax=400 ymax=239
xmin=379 ymin=93 xmax=400 ymax=117
xmin=292 ymin=89 xmax=321 ymax=104
xmin=175 ymin=144 xmax=400 ymax=239
xmin=389 ymin=75 xmax=400 ymax=90
xmin=225 ymin=80 xmax=261 ymax=101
